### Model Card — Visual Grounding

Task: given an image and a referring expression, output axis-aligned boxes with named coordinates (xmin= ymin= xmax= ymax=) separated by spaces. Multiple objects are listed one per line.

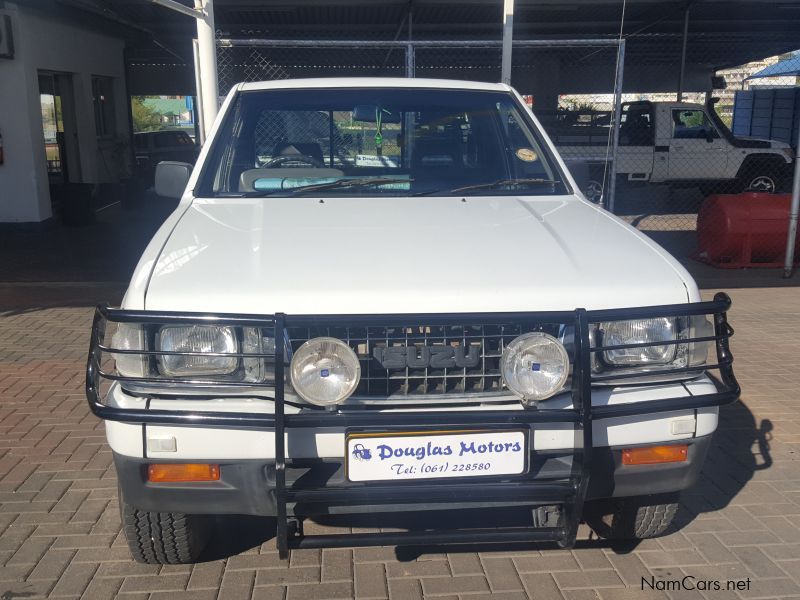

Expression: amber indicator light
xmin=147 ymin=463 xmax=220 ymax=483
xmin=622 ymin=445 xmax=688 ymax=466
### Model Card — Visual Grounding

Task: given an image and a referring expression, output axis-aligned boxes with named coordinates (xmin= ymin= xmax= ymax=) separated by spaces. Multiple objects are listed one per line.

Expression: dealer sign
xmin=346 ymin=429 xmax=527 ymax=482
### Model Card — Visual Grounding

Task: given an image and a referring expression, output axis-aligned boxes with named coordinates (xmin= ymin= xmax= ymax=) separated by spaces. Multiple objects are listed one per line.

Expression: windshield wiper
xmin=414 ymin=178 xmax=560 ymax=196
xmin=235 ymin=177 xmax=411 ymax=197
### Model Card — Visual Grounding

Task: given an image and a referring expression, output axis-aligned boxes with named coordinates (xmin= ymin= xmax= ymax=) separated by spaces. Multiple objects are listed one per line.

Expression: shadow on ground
xmin=0 ymin=283 xmax=126 ymax=315
xmin=0 ymin=190 xmax=177 ymax=285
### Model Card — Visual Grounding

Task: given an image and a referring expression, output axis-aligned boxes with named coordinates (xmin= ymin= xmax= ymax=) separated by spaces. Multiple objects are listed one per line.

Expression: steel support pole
xmin=195 ymin=0 xmax=218 ymax=140
xmin=405 ymin=43 xmax=415 ymax=77
xmin=149 ymin=0 xmax=218 ymax=141
xmin=677 ymin=4 xmax=690 ymax=102
xmin=501 ymin=0 xmax=515 ymax=85
xmin=782 ymin=122 xmax=800 ymax=277
xmin=191 ymin=40 xmax=206 ymax=145
xmin=607 ymin=40 xmax=626 ymax=214
xmin=150 ymin=0 xmax=202 ymax=19
xmin=405 ymin=4 xmax=414 ymax=77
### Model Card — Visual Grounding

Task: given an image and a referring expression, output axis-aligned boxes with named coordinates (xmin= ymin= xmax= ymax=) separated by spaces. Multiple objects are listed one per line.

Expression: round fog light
xmin=501 ymin=332 xmax=569 ymax=403
xmin=290 ymin=337 xmax=361 ymax=406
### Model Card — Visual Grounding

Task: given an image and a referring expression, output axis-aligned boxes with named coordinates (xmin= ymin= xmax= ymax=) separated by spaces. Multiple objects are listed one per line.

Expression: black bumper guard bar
xmin=86 ymin=293 xmax=739 ymax=557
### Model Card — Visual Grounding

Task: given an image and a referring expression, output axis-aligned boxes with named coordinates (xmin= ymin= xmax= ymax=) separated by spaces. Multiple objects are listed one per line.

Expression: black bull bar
xmin=86 ymin=293 xmax=739 ymax=558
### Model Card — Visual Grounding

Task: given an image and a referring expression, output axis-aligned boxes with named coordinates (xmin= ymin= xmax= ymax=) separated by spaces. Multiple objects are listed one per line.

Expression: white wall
xmin=0 ymin=3 xmax=129 ymax=222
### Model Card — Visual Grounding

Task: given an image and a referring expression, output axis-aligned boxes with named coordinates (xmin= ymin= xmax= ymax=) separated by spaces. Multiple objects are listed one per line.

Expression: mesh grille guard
xmin=287 ymin=320 xmax=568 ymax=401
xmin=85 ymin=294 xmax=739 ymax=556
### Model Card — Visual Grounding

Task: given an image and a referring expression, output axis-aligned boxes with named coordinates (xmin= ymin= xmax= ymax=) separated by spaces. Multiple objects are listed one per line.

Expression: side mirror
xmin=705 ymin=130 xmax=715 ymax=143
xmin=155 ymin=161 xmax=192 ymax=199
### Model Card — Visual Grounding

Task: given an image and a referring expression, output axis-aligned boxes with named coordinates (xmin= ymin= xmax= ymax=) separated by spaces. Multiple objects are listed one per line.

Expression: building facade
xmin=0 ymin=2 xmax=131 ymax=222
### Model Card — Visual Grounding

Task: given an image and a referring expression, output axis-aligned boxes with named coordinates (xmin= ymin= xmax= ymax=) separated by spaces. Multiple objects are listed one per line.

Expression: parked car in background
xmin=544 ymin=100 xmax=794 ymax=201
xmin=133 ymin=130 xmax=199 ymax=188
xmin=87 ymin=78 xmax=740 ymax=564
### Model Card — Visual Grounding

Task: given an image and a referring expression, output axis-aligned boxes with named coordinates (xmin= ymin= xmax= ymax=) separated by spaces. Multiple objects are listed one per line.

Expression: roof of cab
xmin=237 ymin=77 xmax=512 ymax=93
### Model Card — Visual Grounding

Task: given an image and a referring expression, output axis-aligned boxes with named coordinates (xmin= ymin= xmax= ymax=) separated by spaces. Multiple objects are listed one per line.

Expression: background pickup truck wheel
xmin=734 ymin=156 xmax=787 ymax=194
xmin=585 ymin=493 xmax=680 ymax=540
xmin=119 ymin=489 xmax=211 ymax=564
xmin=742 ymin=173 xmax=778 ymax=193
xmin=583 ymin=177 xmax=605 ymax=204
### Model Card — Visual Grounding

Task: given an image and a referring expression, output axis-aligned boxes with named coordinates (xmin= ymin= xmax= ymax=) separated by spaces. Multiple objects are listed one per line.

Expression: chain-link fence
xmin=216 ymin=41 xmax=410 ymax=94
xmin=216 ymin=37 xmax=625 ymax=204
xmin=595 ymin=39 xmax=799 ymax=271
xmin=215 ymin=37 xmax=799 ymax=272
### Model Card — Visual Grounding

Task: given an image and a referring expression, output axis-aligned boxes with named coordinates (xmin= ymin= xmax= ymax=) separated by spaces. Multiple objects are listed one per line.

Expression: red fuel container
xmin=695 ymin=192 xmax=799 ymax=268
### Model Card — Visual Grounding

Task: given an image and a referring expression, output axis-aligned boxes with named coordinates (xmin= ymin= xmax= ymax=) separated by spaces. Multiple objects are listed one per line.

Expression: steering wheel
xmin=264 ymin=154 xmax=326 ymax=169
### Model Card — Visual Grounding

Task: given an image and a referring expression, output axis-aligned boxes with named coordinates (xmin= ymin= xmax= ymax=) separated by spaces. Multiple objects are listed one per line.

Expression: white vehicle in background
xmin=549 ymin=100 xmax=794 ymax=202
xmin=86 ymin=78 xmax=740 ymax=564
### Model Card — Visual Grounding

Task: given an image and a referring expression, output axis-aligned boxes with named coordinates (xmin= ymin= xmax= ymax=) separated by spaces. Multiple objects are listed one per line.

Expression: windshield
xmin=199 ymin=87 xmax=570 ymax=197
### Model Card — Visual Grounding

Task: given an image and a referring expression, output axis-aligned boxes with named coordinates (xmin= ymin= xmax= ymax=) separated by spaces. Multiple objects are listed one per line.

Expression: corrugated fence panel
xmin=732 ymin=90 xmax=754 ymax=137
xmin=734 ymin=87 xmax=800 ymax=146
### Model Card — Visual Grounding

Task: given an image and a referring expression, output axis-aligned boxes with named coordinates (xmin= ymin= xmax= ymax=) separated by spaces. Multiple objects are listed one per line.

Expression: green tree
xmin=131 ymin=96 xmax=161 ymax=132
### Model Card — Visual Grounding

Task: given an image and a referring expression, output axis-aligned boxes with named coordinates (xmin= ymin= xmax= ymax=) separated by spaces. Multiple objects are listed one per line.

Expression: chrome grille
xmin=287 ymin=322 xmax=570 ymax=401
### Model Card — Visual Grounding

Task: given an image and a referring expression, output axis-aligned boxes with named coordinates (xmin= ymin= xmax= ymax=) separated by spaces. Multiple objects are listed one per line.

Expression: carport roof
xmin=35 ymin=0 xmax=800 ymax=86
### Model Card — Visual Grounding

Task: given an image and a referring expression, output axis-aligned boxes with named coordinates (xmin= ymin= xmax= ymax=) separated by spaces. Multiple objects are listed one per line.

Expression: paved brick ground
xmin=0 ymin=286 xmax=799 ymax=599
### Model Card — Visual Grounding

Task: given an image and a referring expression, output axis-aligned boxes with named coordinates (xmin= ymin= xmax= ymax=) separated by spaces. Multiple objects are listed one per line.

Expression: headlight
xmin=501 ymin=332 xmax=569 ymax=403
xmin=593 ymin=316 xmax=711 ymax=382
xmin=157 ymin=325 xmax=238 ymax=377
xmin=290 ymin=337 xmax=360 ymax=406
xmin=601 ymin=318 xmax=676 ymax=366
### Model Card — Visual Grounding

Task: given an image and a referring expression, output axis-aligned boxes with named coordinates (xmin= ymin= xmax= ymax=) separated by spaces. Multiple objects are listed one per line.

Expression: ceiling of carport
xmin=39 ymin=0 xmax=800 ymax=93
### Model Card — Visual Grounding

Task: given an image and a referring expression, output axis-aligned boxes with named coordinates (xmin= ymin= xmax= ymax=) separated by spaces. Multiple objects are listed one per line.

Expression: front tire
xmin=743 ymin=173 xmax=778 ymax=193
xmin=119 ymin=488 xmax=211 ymax=564
xmin=735 ymin=159 xmax=784 ymax=193
xmin=586 ymin=493 xmax=680 ymax=540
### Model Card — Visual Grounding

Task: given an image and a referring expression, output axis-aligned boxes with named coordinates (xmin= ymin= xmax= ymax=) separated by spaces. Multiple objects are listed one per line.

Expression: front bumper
xmin=105 ymin=376 xmax=720 ymax=459
xmin=114 ymin=434 xmax=712 ymax=517
xmin=86 ymin=295 xmax=739 ymax=555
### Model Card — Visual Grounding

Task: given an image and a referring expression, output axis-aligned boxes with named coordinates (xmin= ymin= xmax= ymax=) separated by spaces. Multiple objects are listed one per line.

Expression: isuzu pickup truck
xmin=548 ymin=100 xmax=794 ymax=202
xmin=85 ymin=78 xmax=739 ymax=563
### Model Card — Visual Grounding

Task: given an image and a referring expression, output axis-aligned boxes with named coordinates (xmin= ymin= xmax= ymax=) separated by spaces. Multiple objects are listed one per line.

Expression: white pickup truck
xmin=85 ymin=78 xmax=739 ymax=564
xmin=549 ymin=100 xmax=794 ymax=202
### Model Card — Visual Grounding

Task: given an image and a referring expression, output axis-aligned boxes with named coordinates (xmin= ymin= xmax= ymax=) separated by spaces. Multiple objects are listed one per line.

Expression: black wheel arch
xmin=735 ymin=153 xmax=789 ymax=180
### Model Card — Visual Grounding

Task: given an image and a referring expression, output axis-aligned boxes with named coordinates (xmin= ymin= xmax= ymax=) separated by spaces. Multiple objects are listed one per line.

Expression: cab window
xmin=672 ymin=109 xmax=719 ymax=140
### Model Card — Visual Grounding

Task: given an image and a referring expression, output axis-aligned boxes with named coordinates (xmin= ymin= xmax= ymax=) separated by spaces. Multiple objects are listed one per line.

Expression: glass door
xmin=39 ymin=72 xmax=66 ymax=184
xmin=39 ymin=71 xmax=82 ymax=187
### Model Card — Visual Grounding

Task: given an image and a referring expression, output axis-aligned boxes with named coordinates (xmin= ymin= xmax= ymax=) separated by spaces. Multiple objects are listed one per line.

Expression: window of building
xmin=671 ymin=109 xmax=719 ymax=140
xmin=92 ymin=76 xmax=116 ymax=137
